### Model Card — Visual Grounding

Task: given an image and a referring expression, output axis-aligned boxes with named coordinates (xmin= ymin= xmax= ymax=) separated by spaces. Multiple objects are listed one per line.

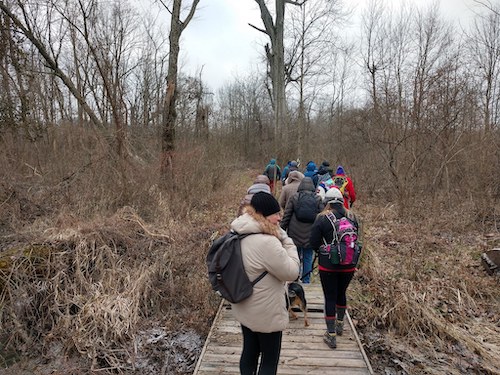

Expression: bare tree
xmin=158 ymin=0 xmax=200 ymax=181
xmin=467 ymin=4 xmax=500 ymax=133
xmin=215 ymin=72 xmax=271 ymax=158
xmin=0 ymin=1 xmax=104 ymax=130
xmin=360 ymin=1 xmax=464 ymax=207
xmin=284 ymin=0 xmax=347 ymax=158
xmin=251 ymin=0 xmax=306 ymax=149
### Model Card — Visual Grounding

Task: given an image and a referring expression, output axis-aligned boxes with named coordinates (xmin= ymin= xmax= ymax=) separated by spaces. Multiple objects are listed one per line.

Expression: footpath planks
xmin=193 ymin=283 xmax=373 ymax=374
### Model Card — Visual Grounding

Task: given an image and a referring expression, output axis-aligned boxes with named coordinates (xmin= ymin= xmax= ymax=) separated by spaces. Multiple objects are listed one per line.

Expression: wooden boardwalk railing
xmin=193 ymin=283 xmax=373 ymax=374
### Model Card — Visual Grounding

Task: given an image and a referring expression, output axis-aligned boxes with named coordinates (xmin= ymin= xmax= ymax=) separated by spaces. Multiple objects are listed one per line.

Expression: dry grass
xmin=351 ymin=201 xmax=500 ymax=374
xmin=0 ymin=136 xmax=258 ymax=373
xmin=1 ymin=128 xmax=499 ymax=374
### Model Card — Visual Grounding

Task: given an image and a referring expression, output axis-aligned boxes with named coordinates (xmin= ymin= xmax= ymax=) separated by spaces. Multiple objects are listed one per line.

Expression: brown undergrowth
xmin=350 ymin=201 xmax=500 ymax=375
xmin=0 ymin=141 xmax=259 ymax=374
xmin=1 ymin=158 xmax=499 ymax=374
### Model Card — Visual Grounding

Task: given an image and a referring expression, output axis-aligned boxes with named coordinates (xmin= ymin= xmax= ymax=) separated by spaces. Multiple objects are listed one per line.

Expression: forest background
xmin=0 ymin=0 xmax=499 ymax=374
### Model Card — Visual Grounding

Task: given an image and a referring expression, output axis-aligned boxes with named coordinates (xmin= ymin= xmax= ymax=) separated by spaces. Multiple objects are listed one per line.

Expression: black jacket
xmin=309 ymin=204 xmax=362 ymax=271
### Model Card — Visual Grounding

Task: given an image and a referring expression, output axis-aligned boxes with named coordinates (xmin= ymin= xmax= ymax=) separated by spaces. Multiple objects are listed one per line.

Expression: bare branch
xmin=181 ymin=0 xmax=200 ymax=31
xmin=248 ymin=22 xmax=267 ymax=35
xmin=156 ymin=0 xmax=172 ymax=15
xmin=0 ymin=0 xmax=104 ymax=128
xmin=474 ymin=0 xmax=500 ymax=15
xmin=254 ymin=0 xmax=275 ymax=38
xmin=285 ymin=0 xmax=307 ymax=6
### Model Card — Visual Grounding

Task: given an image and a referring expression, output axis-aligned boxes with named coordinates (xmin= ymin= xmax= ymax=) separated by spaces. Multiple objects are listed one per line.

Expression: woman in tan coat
xmin=230 ymin=192 xmax=300 ymax=375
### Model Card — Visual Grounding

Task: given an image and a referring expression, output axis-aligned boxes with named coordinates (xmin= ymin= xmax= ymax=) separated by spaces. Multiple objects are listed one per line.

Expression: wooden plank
xmin=204 ymin=345 xmax=365 ymax=358
xmin=202 ymin=353 xmax=367 ymax=366
xmin=193 ymin=282 xmax=373 ymax=375
xmin=197 ymin=363 xmax=371 ymax=375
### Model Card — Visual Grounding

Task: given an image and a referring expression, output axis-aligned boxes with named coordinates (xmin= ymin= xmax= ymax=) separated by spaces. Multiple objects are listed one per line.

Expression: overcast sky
xmin=152 ymin=0 xmax=485 ymax=91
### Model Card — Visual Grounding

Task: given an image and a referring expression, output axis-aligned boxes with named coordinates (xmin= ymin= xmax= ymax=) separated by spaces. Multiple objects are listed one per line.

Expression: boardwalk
xmin=193 ymin=283 xmax=373 ymax=374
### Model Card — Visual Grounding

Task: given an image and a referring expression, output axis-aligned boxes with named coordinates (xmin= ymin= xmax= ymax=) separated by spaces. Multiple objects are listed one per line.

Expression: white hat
xmin=324 ymin=187 xmax=344 ymax=204
xmin=316 ymin=186 xmax=326 ymax=201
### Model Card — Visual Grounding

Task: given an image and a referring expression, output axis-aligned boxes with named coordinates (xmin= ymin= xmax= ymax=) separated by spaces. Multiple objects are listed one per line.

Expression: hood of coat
xmin=285 ymin=170 xmax=304 ymax=185
xmin=230 ymin=212 xmax=263 ymax=235
xmin=297 ymin=177 xmax=315 ymax=192
xmin=306 ymin=162 xmax=317 ymax=172
xmin=253 ymin=174 xmax=270 ymax=185
xmin=247 ymin=183 xmax=271 ymax=195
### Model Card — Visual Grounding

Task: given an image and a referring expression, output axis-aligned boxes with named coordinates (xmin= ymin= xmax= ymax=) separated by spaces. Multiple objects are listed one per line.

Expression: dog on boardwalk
xmin=287 ymin=282 xmax=309 ymax=327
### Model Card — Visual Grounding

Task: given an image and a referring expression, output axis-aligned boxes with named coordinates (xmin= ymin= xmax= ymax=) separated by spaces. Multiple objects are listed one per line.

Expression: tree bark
xmin=160 ymin=0 xmax=200 ymax=182
xmin=254 ymin=0 xmax=290 ymax=149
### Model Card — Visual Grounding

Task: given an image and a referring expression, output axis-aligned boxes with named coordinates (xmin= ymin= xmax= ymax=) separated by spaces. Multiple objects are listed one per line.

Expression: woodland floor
xmin=0 ymin=168 xmax=499 ymax=375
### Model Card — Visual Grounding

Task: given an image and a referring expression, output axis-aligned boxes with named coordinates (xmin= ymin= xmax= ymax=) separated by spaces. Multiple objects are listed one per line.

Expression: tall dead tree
xmin=159 ymin=0 xmax=200 ymax=181
xmin=251 ymin=0 xmax=306 ymax=149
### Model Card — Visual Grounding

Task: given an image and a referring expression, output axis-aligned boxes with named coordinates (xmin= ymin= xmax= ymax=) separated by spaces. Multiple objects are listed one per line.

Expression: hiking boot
xmin=323 ymin=331 xmax=337 ymax=349
xmin=336 ymin=320 xmax=344 ymax=336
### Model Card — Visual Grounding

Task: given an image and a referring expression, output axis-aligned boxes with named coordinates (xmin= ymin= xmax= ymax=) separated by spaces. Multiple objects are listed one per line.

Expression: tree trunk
xmin=255 ymin=0 xmax=290 ymax=150
xmin=160 ymin=0 xmax=200 ymax=182
xmin=161 ymin=0 xmax=182 ymax=182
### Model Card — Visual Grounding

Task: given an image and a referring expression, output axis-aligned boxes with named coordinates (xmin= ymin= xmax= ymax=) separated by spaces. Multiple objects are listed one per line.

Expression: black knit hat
xmin=250 ymin=192 xmax=281 ymax=217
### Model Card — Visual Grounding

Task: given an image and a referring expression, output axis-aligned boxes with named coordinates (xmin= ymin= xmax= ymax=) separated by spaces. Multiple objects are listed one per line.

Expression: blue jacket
xmin=304 ymin=162 xmax=318 ymax=186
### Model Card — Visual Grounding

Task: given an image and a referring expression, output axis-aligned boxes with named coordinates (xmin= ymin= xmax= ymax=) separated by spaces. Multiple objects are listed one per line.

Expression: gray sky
xmin=161 ymin=0 xmax=484 ymax=91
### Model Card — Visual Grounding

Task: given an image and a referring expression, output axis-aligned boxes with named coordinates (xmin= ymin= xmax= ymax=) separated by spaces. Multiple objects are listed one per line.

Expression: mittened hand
xmin=278 ymin=227 xmax=289 ymax=242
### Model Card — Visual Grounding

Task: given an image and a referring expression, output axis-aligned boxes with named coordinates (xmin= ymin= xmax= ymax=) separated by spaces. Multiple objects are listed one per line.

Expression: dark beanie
xmin=250 ymin=192 xmax=281 ymax=217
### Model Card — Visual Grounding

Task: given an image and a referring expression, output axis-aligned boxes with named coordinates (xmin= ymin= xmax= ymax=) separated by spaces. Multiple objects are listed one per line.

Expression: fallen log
xmin=481 ymin=249 xmax=500 ymax=275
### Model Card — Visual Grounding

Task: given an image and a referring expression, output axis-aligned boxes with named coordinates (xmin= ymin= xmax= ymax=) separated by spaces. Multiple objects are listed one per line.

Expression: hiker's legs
xmin=320 ymin=271 xmax=339 ymax=348
xmin=256 ymin=330 xmax=282 ymax=375
xmin=240 ymin=325 xmax=260 ymax=374
xmin=333 ymin=272 xmax=354 ymax=336
xmin=300 ymin=247 xmax=313 ymax=283
xmin=320 ymin=270 xmax=339 ymax=336
xmin=320 ymin=271 xmax=339 ymax=318
xmin=335 ymin=271 xmax=354 ymax=308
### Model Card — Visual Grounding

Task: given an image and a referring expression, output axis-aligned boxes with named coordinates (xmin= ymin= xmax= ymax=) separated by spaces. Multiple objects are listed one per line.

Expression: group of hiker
xmin=263 ymin=158 xmax=356 ymax=209
xmin=230 ymin=158 xmax=362 ymax=374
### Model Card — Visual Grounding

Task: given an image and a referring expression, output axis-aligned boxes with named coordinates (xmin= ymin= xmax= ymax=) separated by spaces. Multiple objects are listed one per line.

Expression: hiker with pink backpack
xmin=309 ymin=187 xmax=363 ymax=350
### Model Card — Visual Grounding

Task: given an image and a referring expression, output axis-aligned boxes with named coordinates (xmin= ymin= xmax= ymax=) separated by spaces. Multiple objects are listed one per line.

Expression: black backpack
xmin=294 ymin=191 xmax=319 ymax=223
xmin=206 ymin=231 xmax=267 ymax=303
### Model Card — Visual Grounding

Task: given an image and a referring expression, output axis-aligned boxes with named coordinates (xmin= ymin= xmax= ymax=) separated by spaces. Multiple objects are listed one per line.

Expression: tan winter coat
xmin=278 ymin=171 xmax=304 ymax=209
xmin=230 ymin=212 xmax=300 ymax=333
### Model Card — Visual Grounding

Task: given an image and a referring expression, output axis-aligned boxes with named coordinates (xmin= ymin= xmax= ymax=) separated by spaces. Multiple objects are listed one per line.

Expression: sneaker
xmin=336 ymin=320 xmax=344 ymax=336
xmin=323 ymin=331 xmax=337 ymax=349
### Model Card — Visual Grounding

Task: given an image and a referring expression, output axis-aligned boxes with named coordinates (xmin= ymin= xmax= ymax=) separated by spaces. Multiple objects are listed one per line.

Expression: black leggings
xmin=319 ymin=270 xmax=354 ymax=318
xmin=240 ymin=325 xmax=282 ymax=375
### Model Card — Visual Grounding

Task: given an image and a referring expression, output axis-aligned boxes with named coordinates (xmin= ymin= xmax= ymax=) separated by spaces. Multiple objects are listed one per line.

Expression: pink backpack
xmin=320 ymin=213 xmax=361 ymax=265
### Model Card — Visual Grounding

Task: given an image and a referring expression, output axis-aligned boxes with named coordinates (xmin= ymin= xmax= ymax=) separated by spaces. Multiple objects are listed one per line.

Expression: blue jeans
xmin=298 ymin=247 xmax=313 ymax=283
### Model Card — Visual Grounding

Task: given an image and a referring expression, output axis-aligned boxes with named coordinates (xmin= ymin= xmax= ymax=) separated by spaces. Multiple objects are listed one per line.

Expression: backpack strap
xmin=233 ymin=231 xmax=268 ymax=286
xmin=323 ymin=212 xmax=339 ymax=246
xmin=251 ymin=271 xmax=268 ymax=285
